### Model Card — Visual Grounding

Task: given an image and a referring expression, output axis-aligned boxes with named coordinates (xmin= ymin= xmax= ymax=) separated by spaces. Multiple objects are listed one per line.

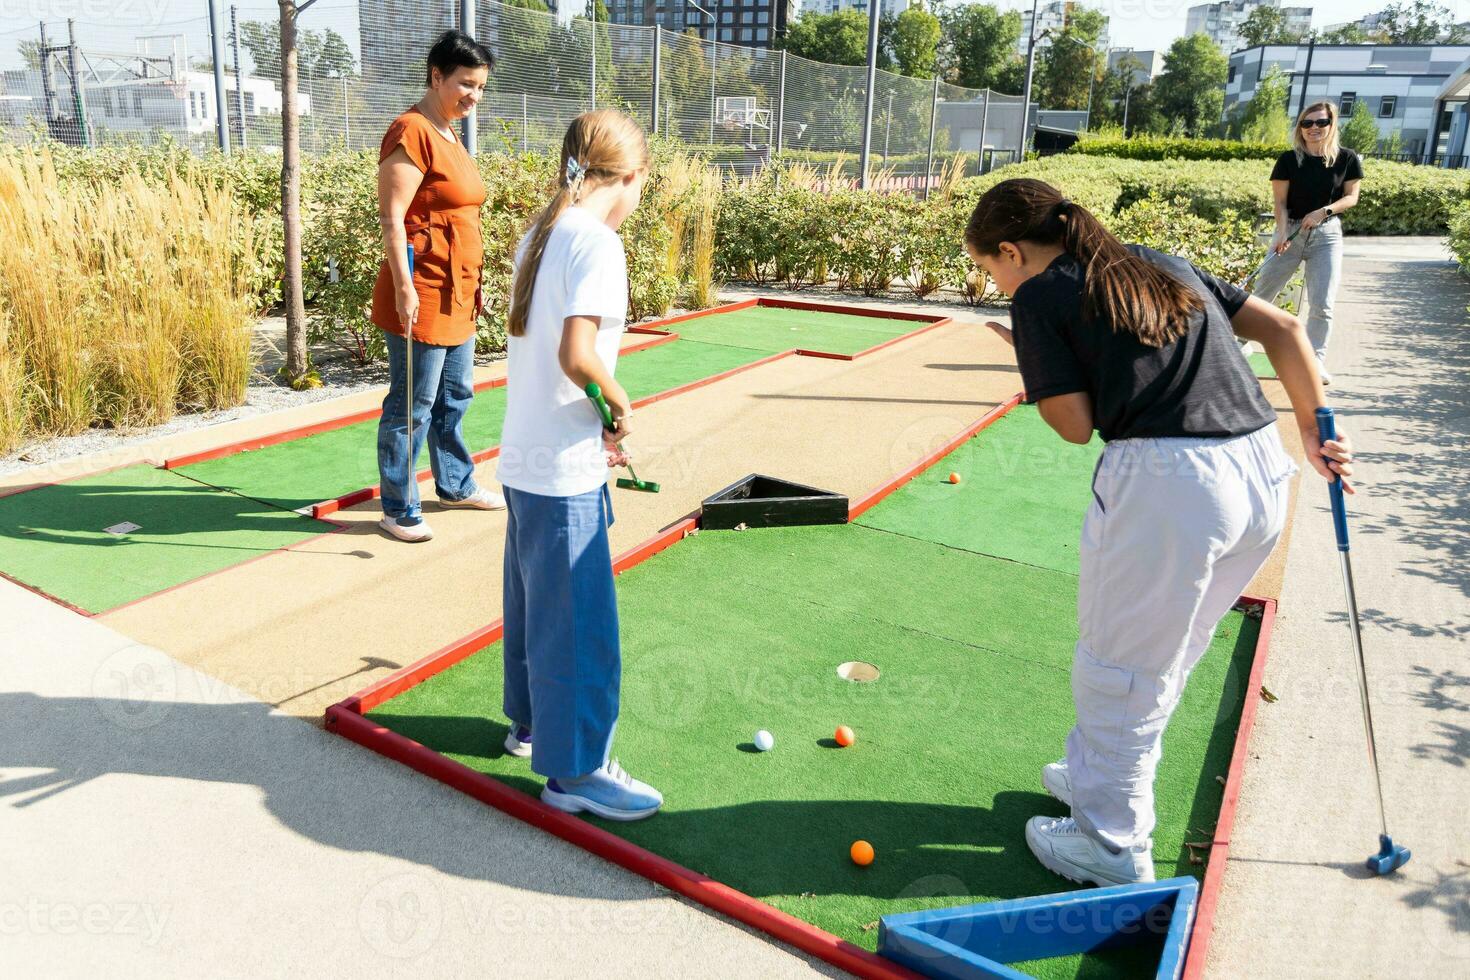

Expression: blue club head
xmin=1367 ymin=834 xmax=1411 ymax=875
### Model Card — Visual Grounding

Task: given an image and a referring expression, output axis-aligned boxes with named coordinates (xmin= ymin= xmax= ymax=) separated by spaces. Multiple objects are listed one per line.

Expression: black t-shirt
xmin=1010 ymin=245 xmax=1276 ymax=443
xmin=1270 ymin=149 xmax=1363 ymax=220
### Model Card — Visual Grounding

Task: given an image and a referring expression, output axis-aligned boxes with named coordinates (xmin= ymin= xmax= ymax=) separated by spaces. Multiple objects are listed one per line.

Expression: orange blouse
xmin=371 ymin=108 xmax=486 ymax=347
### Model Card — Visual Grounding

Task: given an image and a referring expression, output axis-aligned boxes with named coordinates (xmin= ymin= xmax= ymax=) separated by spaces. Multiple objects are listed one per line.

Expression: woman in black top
xmin=967 ymin=178 xmax=1354 ymax=888
xmin=1253 ymin=100 xmax=1363 ymax=385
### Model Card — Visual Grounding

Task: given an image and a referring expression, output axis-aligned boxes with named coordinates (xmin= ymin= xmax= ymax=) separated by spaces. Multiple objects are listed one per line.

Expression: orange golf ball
xmin=835 ymin=724 xmax=855 ymax=747
xmin=850 ymin=840 xmax=875 ymax=866
xmin=948 ymin=472 xmax=962 ymax=485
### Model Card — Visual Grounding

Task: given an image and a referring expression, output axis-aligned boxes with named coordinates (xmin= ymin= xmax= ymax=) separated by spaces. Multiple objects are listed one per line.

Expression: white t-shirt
xmin=497 ymin=206 xmax=628 ymax=498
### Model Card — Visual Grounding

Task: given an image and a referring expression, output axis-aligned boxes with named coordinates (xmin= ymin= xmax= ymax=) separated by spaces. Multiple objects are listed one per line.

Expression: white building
xmin=1186 ymin=0 xmax=1312 ymax=56
xmin=1017 ymin=1 xmax=1110 ymax=58
xmin=808 ymin=0 xmax=907 ymax=17
xmin=1108 ymin=48 xmax=1164 ymax=85
xmin=1225 ymin=42 xmax=1470 ymax=159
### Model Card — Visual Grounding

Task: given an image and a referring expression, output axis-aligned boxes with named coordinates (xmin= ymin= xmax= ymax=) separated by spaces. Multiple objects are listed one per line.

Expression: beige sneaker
xmin=438 ymin=487 xmax=507 ymax=510
xmin=1025 ymin=816 xmax=1155 ymax=886
xmin=379 ymin=516 xmax=434 ymax=542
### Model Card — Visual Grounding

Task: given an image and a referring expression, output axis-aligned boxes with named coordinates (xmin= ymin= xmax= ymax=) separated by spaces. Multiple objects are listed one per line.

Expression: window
xmin=189 ymin=91 xmax=197 ymax=118
xmin=740 ymin=27 xmax=752 ymax=40
xmin=756 ymin=27 xmax=767 ymax=41
xmin=1340 ymin=92 xmax=1356 ymax=116
xmin=133 ymin=91 xmax=143 ymax=114
xmin=720 ymin=27 xmax=733 ymax=39
xmin=721 ymin=10 xmax=733 ymax=22
xmin=1227 ymin=65 xmax=1236 ymax=83
xmin=757 ymin=9 xmax=768 ymax=22
xmin=741 ymin=11 xmax=752 ymax=22
xmin=245 ymin=92 xmax=256 ymax=114
xmin=1379 ymin=95 xmax=1397 ymax=118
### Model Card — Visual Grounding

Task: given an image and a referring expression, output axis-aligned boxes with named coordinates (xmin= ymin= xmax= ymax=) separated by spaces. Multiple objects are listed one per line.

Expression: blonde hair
xmin=507 ymin=109 xmax=649 ymax=337
xmin=1293 ymin=101 xmax=1341 ymax=167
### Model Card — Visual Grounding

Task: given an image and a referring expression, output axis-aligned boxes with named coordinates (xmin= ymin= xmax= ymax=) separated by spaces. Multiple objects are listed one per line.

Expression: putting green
xmin=0 ymin=465 xmax=334 ymax=613
xmin=1248 ymin=352 xmax=1276 ymax=379
xmin=671 ymin=305 xmax=926 ymax=355
xmin=367 ymin=412 xmax=1255 ymax=977
xmin=179 ymin=340 xmax=769 ymax=511
xmin=857 ymin=406 xmax=1102 ymax=574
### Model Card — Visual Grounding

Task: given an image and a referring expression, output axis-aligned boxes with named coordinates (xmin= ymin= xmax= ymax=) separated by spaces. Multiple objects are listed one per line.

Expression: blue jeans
xmin=502 ymin=484 xmax=620 ymax=779
xmin=377 ymin=332 xmax=478 ymax=523
xmin=1251 ymin=216 xmax=1343 ymax=364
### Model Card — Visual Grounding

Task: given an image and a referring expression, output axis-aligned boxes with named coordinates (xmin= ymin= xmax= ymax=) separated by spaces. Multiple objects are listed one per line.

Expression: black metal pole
xmin=857 ymin=0 xmax=880 ymax=189
xmin=1296 ymin=36 xmax=1314 ymax=118
xmin=1018 ymin=0 xmax=1040 ymax=160
xmin=923 ymin=75 xmax=939 ymax=199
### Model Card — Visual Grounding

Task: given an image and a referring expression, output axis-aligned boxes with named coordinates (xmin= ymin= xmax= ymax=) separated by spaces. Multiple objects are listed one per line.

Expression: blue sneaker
xmin=541 ymin=760 xmax=663 ymax=821
xmin=503 ymin=724 xmax=532 ymax=758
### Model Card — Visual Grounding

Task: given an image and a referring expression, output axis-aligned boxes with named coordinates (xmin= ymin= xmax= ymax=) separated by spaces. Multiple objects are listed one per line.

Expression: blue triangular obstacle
xmin=878 ymin=877 xmax=1199 ymax=980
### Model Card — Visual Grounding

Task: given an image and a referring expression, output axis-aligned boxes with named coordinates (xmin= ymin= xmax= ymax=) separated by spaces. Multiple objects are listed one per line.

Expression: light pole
xmin=1018 ymin=0 xmax=1040 ymax=160
xmin=883 ymin=89 xmax=893 ymax=165
xmin=1048 ymin=31 xmax=1099 ymax=129
xmin=857 ymin=0 xmax=881 ymax=188
xmin=687 ymin=0 xmax=718 ymax=142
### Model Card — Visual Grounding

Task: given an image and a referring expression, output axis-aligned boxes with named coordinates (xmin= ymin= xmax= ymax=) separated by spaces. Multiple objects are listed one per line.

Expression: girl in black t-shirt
xmin=965 ymin=177 xmax=1354 ymax=888
xmin=1253 ymin=101 xmax=1363 ymax=385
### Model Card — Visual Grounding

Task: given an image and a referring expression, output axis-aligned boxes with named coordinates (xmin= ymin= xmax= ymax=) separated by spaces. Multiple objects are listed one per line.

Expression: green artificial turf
xmin=368 ymin=522 xmax=1255 ymax=977
xmin=1248 ymin=352 xmax=1276 ymax=379
xmin=856 ymin=406 xmax=1103 ymax=575
xmin=671 ymin=305 xmax=924 ymax=355
xmin=0 ymin=464 xmax=334 ymax=613
xmin=181 ymin=340 xmax=768 ymax=511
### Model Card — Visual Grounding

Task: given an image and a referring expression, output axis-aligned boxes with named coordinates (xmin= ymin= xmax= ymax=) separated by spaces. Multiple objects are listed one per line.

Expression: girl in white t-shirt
xmin=495 ymin=110 xmax=661 ymax=821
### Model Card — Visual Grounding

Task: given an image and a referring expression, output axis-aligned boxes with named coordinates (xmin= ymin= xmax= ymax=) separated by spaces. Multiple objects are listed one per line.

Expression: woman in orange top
xmin=372 ymin=30 xmax=504 ymax=543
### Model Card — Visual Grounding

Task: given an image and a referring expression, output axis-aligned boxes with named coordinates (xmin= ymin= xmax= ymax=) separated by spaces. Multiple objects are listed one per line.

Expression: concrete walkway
xmin=1208 ymin=238 xmax=1470 ymax=976
xmin=3 ymin=243 xmax=1467 ymax=976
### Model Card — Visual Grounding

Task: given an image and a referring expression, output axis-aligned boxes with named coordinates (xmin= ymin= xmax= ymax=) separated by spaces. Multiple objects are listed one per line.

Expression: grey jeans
xmin=1250 ymin=216 xmax=1343 ymax=364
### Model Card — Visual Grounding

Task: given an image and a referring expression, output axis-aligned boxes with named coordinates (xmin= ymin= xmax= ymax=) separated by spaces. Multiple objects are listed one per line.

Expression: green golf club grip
xmin=585 ymin=382 xmax=615 ymax=430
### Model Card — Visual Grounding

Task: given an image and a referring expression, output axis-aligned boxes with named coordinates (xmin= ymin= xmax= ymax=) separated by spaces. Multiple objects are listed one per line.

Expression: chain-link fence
xmin=0 ymin=1 xmax=1085 ymax=178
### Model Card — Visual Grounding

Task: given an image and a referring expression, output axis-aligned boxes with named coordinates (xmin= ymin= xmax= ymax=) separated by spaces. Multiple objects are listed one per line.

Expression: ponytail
xmin=965 ymin=178 xmax=1202 ymax=348
xmin=507 ymin=109 xmax=649 ymax=337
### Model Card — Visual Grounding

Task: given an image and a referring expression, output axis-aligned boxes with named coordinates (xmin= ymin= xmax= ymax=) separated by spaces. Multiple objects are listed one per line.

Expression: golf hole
xmin=837 ymin=661 xmax=880 ymax=683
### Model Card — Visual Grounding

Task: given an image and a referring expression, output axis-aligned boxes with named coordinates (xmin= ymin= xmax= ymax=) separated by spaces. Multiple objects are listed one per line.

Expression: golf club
xmin=1315 ymin=406 xmax=1411 ymax=876
xmin=585 ymin=382 xmax=660 ymax=493
xmin=1242 ymin=222 xmax=1306 ymax=291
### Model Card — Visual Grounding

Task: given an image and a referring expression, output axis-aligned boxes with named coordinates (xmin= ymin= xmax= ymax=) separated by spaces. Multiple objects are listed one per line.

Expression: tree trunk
xmin=278 ymin=0 xmax=310 ymax=385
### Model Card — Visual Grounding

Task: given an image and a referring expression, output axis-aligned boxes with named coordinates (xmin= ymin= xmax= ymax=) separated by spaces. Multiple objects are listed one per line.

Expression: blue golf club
xmin=1316 ymin=407 xmax=1411 ymax=876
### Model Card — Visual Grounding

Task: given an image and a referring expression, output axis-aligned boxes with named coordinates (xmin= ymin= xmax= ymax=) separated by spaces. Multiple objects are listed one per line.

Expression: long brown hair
xmin=1293 ymin=100 xmax=1341 ymax=167
xmin=507 ymin=109 xmax=649 ymax=337
xmin=965 ymin=178 xmax=1202 ymax=348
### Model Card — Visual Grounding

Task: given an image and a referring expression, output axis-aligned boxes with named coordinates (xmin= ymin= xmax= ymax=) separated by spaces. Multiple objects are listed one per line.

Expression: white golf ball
xmin=753 ymin=729 xmax=774 ymax=752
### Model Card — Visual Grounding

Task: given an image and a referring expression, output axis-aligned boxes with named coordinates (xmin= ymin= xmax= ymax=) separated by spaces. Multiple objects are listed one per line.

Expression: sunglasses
xmin=1300 ymin=118 xmax=1332 ymax=129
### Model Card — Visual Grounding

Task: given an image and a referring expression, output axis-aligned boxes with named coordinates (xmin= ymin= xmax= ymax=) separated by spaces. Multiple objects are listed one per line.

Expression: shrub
xmin=1070 ymin=134 xmax=1288 ymax=161
xmin=1447 ymin=201 xmax=1470 ymax=273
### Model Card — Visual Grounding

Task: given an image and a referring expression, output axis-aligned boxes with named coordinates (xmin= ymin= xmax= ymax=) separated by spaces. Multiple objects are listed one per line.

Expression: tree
xmin=1035 ymin=7 xmax=1106 ymax=112
xmin=276 ymin=1 xmax=313 ymax=388
xmin=1152 ymin=32 xmax=1227 ymax=137
xmin=239 ymin=19 xmax=356 ymax=78
xmin=1375 ymin=1 xmax=1464 ymax=43
xmin=887 ymin=5 xmax=942 ymax=79
xmin=16 ymin=39 xmax=41 ymax=71
xmin=1238 ymin=5 xmax=1304 ymax=46
xmin=1318 ymin=23 xmax=1371 ymax=44
xmin=1234 ymin=64 xmax=1290 ymax=143
xmin=939 ymin=3 xmax=1023 ymax=90
xmin=1340 ymin=98 xmax=1381 ymax=155
xmin=1092 ymin=53 xmax=1151 ymax=132
xmin=780 ymin=9 xmax=870 ymax=66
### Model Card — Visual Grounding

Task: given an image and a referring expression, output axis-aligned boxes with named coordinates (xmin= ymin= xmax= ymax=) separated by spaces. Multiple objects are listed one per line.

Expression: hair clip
xmin=565 ymin=156 xmax=587 ymax=189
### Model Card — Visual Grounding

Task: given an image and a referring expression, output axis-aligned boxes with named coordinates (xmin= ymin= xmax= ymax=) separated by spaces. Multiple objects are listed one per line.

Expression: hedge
xmin=1070 ymin=134 xmax=1290 ymax=162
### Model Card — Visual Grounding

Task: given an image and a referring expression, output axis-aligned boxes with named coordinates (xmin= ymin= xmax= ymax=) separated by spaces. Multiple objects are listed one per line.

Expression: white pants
xmin=1066 ymin=424 xmax=1296 ymax=851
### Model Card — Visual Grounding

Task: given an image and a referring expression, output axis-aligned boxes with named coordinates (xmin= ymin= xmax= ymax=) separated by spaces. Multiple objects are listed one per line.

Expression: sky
xmin=2 ymin=0 xmax=1469 ymax=69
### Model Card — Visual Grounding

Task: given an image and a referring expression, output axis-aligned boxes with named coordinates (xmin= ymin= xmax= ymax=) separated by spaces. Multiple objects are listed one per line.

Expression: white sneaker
xmin=378 ymin=516 xmax=434 ymax=542
xmin=1025 ymin=816 xmax=1156 ymax=886
xmin=1319 ymin=369 xmax=1333 ymax=386
xmin=1042 ymin=759 xmax=1073 ymax=806
xmin=503 ymin=724 xmax=532 ymax=758
xmin=438 ymin=487 xmax=506 ymax=510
